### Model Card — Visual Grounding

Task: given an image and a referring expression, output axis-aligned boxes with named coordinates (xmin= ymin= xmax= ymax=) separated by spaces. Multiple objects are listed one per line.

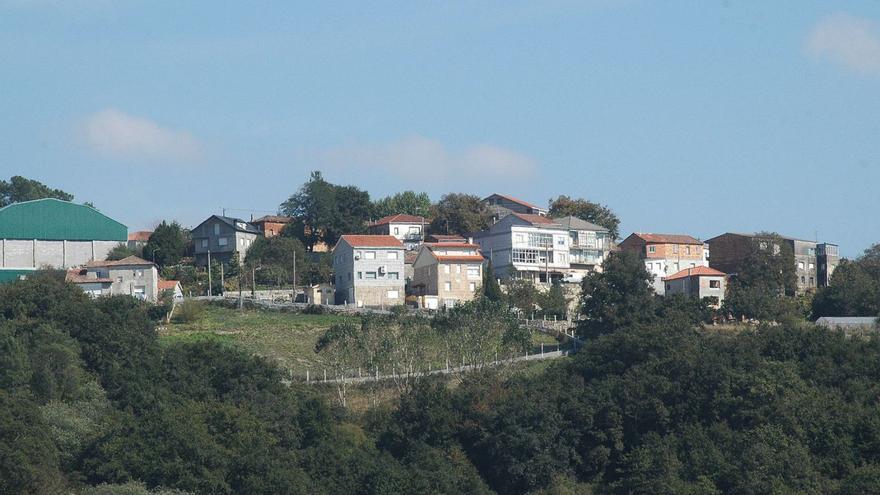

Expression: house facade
xmin=251 ymin=215 xmax=292 ymax=238
xmin=127 ymin=231 xmax=152 ymax=251
xmin=817 ymin=243 xmax=839 ymax=288
xmin=332 ymin=235 xmax=406 ymax=307
xmin=618 ymin=233 xmax=709 ymax=294
xmin=411 ymin=242 xmax=484 ymax=309
xmin=706 ymin=232 xmax=829 ymax=294
xmin=553 ymin=216 xmax=611 ymax=275
xmin=0 ymin=198 xmax=127 ymax=282
xmin=662 ymin=266 xmax=727 ymax=306
xmin=482 ymin=193 xmax=547 ymax=223
xmin=191 ymin=215 xmax=261 ymax=266
xmin=158 ymin=279 xmax=184 ymax=301
xmin=367 ymin=214 xmax=427 ymax=249
xmin=67 ymin=255 xmax=159 ymax=302
xmin=473 ymin=213 xmax=569 ymax=284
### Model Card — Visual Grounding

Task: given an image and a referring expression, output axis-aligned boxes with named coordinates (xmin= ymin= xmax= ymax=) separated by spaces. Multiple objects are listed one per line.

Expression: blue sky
xmin=2 ymin=1 xmax=878 ymax=256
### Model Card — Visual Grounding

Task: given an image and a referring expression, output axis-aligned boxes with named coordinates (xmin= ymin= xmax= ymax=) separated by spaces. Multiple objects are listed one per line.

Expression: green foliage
xmin=578 ymin=250 xmax=658 ymax=338
xmin=144 ymin=221 xmax=188 ymax=268
xmin=433 ymin=298 xmax=530 ymax=370
xmin=812 ymin=249 xmax=880 ymax=318
xmin=722 ymin=233 xmax=800 ymax=321
xmin=481 ymin=260 xmax=503 ymax=302
xmin=82 ymin=481 xmax=192 ymax=494
xmin=244 ymin=236 xmax=307 ymax=286
xmin=372 ymin=190 xmax=431 ymax=218
xmin=540 ymin=282 xmax=569 ymax=320
xmin=429 ymin=193 xmax=491 ymax=235
xmin=505 ymin=279 xmax=541 ymax=316
xmin=0 ymin=390 xmax=65 ymax=494
xmin=107 ymin=242 xmax=141 ymax=260
xmin=281 ymin=171 xmax=372 ymax=251
xmin=173 ymin=300 xmax=205 ymax=324
xmin=548 ymin=194 xmax=621 ymax=240
xmin=0 ymin=175 xmax=73 ymax=207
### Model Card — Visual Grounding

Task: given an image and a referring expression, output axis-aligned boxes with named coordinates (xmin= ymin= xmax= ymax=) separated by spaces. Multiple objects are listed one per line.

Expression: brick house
xmin=618 ymin=233 xmax=709 ymax=294
xmin=252 ymin=215 xmax=292 ymax=238
xmin=411 ymin=242 xmax=484 ymax=309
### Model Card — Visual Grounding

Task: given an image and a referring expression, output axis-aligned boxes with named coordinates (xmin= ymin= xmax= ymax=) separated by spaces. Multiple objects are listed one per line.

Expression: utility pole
xmin=292 ymin=249 xmax=297 ymax=302
xmin=207 ymin=250 xmax=212 ymax=297
xmin=220 ymin=263 xmax=225 ymax=296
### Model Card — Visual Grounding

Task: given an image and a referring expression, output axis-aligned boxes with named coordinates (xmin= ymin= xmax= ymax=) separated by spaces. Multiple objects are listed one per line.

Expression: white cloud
xmin=311 ymin=136 xmax=536 ymax=184
xmin=81 ymin=108 xmax=203 ymax=161
xmin=807 ymin=13 xmax=880 ymax=74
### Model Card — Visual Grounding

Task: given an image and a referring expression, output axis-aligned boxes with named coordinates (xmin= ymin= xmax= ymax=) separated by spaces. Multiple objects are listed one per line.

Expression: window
xmin=387 ymin=272 xmax=399 ymax=279
xmin=515 ymin=233 xmax=525 ymax=245
xmin=134 ymin=269 xmax=143 ymax=277
xmin=469 ymin=282 xmax=476 ymax=292
xmin=347 ymin=272 xmax=352 ymax=281
xmin=800 ymin=276 xmax=806 ymax=284
xmin=444 ymin=265 xmax=450 ymax=274
xmin=393 ymin=227 xmax=399 ymax=235
xmin=455 ymin=264 xmax=461 ymax=274
xmin=365 ymin=272 xmax=377 ymax=279
xmin=556 ymin=236 xmax=566 ymax=246
xmin=387 ymin=251 xmax=398 ymax=260
xmin=467 ymin=266 xmax=480 ymax=278
xmin=798 ymin=262 xmax=805 ymax=270
xmin=809 ymin=277 xmax=814 ymax=285
xmin=201 ymin=239 xmax=208 ymax=248
xmin=357 ymin=272 xmax=362 ymax=279
xmin=239 ymin=238 xmax=244 ymax=246
xmin=444 ymin=281 xmax=452 ymax=291
xmin=672 ymin=245 xmax=679 ymax=254
xmin=364 ymin=251 xmax=376 ymax=260
xmin=387 ymin=290 xmax=399 ymax=299
xmin=648 ymin=246 xmax=656 ymax=253
xmin=214 ymin=224 xmax=220 ymax=235
xmin=409 ymin=226 xmax=421 ymax=235
xmin=116 ymin=276 xmax=123 ymax=283
xmin=666 ymin=284 xmax=672 ymax=291
xmin=218 ymin=237 xmax=228 ymax=246
xmin=686 ymin=246 xmax=691 ymax=255
xmin=527 ymin=233 xmax=553 ymax=248
xmin=709 ymin=280 xmax=720 ymax=289
xmin=808 ymin=263 xmax=815 ymax=270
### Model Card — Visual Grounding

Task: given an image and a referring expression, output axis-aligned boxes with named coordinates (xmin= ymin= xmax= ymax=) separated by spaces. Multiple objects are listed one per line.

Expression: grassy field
xmin=160 ymin=304 xmax=567 ymax=377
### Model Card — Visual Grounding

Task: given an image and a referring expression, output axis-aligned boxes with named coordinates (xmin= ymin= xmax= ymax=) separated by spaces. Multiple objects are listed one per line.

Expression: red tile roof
xmin=338 ymin=235 xmax=404 ymax=248
xmin=663 ymin=266 xmax=726 ymax=281
xmin=485 ymin=193 xmax=542 ymax=210
xmin=511 ymin=213 xmax=556 ymax=225
xmin=427 ymin=234 xmax=466 ymax=242
xmin=633 ymin=233 xmax=703 ymax=245
xmin=158 ymin=279 xmax=181 ymax=291
xmin=424 ymin=242 xmax=480 ymax=249
xmin=425 ymin=243 xmax=484 ymax=262
xmin=86 ymin=255 xmax=155 ymax=267
xmin=252 ymin=215 xmax=292 ymax=224
xmin=128 ymin=231 xmax=152 ymax=242
xmin=368 ymin=214 xmax=427 ymax=226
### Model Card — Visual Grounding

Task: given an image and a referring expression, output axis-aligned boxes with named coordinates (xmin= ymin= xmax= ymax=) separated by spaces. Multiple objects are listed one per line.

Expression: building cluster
xmin=0 ymin=194 xmax=840 ymax=311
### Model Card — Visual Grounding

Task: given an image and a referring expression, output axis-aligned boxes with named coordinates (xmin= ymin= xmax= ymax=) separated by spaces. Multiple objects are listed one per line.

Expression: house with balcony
xmin=332 ymin=235 xmax=405 ymax=307
xmin=411 ymin=242 xmax=484 ymax=309
xmin=482 ymin=193 xmax=547 ymax=223
xmin=367 ymin=214 xmax=427 ymax=250
xmin=553 ymin=216 xmax=611 ymax=276
xmin=618 ymin=233 xmax=709 ymax=294
xmin=473 ymin=213 xmax=569 ymax=284
xmin=191 ymin=215 xmax=261 ymax=267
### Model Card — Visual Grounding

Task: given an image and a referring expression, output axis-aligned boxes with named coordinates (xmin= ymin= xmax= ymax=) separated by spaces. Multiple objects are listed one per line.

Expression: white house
xmin=332 ymin=235 xmax=406 ymax=307
xmin=367 ymin=214 xmax=427 ymax=250
xmin=472 ymin=213 xmax=570 ymax=284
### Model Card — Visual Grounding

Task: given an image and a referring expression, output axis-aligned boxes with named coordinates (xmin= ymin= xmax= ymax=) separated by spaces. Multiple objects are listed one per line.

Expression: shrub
xmin=173 ymin=300 xmax=205 ymax=324
xmin=302 ymin=304 xmax=326 ymax=315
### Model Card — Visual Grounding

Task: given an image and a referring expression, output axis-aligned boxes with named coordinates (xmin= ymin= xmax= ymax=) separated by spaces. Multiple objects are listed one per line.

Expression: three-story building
xmin=618 ymin=233 xmax=709 ymax=294
xmin=473 ymin=213 xmax=569 ymax=284
xmin=332 ymin=235 xmax=405 ymax=307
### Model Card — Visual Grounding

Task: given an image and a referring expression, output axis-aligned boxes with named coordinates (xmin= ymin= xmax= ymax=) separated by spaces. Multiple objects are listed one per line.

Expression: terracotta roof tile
xmin=337 ymin=235 xmax=405 ymax=248
xmin=634 ymin=233 xmax=703 ymax=245
xmin=86 ymin=255 xmax=155 ymax=267
xmin=252 ymin=215 xmax=292 ymax=224
xmin=511 ymin=213 xmax=557 ymax=225
xmin=663 ymin=266 xmax=726 ymax=281
xmin=127 ymin=230 xmax=152 ymax=242
xmin=158 ymin=279 xmax=180 ymax=291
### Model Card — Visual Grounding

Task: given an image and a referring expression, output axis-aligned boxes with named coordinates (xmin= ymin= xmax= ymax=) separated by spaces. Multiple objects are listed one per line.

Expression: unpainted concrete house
xmin=332 ymin=235 xmax=406 ymax=307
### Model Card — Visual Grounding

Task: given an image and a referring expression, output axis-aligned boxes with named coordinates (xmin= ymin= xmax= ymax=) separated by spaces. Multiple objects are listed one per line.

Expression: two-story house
xmin=618 ymin=233 xmax=709 ymax=294
xmin=332 ymin=235 xmax=406 ymax=307
xmin=662 ymin=266 xmax=727 ymax=307
xmin=67 ymin=255 xmax=159 ymax=302
xmin=191 ymin=215 xmax=261 ymax=267
xmin=553 ymin=216 xmax=611 ymax=276
xmin=411 ymin=242 xmax=484 ymax=309
xmin=706 ymin=232 xmax=832 ymax=294
xmin=473 ymin=213 xmax=569 ymax=284
xmin=482 ymin=193 xmax=547 ymax=223
xmin=367 ymin=214 xmax=427 ymax=249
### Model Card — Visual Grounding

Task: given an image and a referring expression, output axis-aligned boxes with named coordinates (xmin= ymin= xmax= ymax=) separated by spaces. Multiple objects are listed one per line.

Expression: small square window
xmin=444 ymin=281 xmax=452 ymax=291
xmin=469 ymin=282 xmax=476 ymax=292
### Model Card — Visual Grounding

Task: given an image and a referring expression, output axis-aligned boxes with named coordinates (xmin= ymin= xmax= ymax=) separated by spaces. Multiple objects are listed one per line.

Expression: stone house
xmin=411 ymin=242 xmax=484 ymax=309
xmin=67 ymin=255 xmax=159 ymax=302
xmin=662 ymin=266 xmax=727 ymax=306
xmin=191 ymin=215 xmax=261 ymax=267
xmin=618 ymin=233 xmax=709 ymax=295
xmin=332 ymin=235 xmax=405 ymax=307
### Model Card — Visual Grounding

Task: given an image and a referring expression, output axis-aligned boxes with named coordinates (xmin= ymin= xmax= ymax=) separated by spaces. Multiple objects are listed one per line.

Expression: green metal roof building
xmin=0 ymin=199 xmax=128 ymax=282
xmin=0 ymin=198 xmax=127 ymax=241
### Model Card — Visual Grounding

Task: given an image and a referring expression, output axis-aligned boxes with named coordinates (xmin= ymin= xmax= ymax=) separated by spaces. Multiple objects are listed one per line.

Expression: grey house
xmin=191 ymin=215 xmax=261 ymax=266
xmin=332 ymin=235 xmax=405 ymax=307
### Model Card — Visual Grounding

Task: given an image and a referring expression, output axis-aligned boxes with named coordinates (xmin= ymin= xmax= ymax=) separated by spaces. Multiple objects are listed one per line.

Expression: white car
xmin=562 ymin=273 xmax=584 ymax=284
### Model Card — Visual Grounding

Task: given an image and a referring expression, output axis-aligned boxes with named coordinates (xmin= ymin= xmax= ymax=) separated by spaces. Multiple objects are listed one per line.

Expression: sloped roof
xmin=425 ymin=243 xmax=484 ymax=263
xmin=158 ymin=279 xmax=181 ymax=291
xmin=511 ymin=213 xmax=558 ymax=226
xmin=337 ymin=235 xmax=404 ymax=249
xmin=484 ymin=193 xmax=543 ymax=211
xmin=66 ymin=268 xmax=112 ymax=284
xmin=427 ymin=234 xmax=466 ymax=243
xmin=552 ymin=216 xmax=608 ymax=232
xmin=632 ymin=233 xmax=702 ymax=245
xmin=369 ymin=214 xmax=427 ymax=226
xmin=86 ymin=255 xmax=155 ymax=267
xmin=128 ymin=230 xmax=152 ymax=242
xmin=663 ymin=266 xmax=726 ymax=281
xmin=0 ymin=198 xmax=127 ymax=241
xmin=194 ymin=215 xmax=261 ymax=235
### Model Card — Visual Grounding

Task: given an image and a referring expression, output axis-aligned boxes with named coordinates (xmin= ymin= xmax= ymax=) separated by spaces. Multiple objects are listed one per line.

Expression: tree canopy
xmin=428 ymin=193 xmax=491 ymax=236
xmin=812 ymin=242 xmax=880 ymax=319
xmin=548 ymin=194 xmax=621 ymax=240
xmin=0 ymin=176 xmax=74 ymax=207
xmin=372 ymin=191 xmax=431 ymax=219
xmin=144 ymin=221 xmax=188 ymax=268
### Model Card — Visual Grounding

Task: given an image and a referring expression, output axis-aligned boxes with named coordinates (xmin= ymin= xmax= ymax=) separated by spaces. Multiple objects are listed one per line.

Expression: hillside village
xmin=0 ymin=173 xmax=847 ymax=323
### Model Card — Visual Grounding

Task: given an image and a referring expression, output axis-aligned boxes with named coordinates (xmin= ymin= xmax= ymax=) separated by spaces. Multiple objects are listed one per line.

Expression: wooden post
xmin=323 ymin=369 xmax=327 ymax=381
xmin=306 ymin=369 xmax=309 ymax=383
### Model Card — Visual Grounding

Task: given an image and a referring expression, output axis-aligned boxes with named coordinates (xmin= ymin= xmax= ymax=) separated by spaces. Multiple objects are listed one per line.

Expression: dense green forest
xmin=4 ymin=272 xmax=880 ymax=494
